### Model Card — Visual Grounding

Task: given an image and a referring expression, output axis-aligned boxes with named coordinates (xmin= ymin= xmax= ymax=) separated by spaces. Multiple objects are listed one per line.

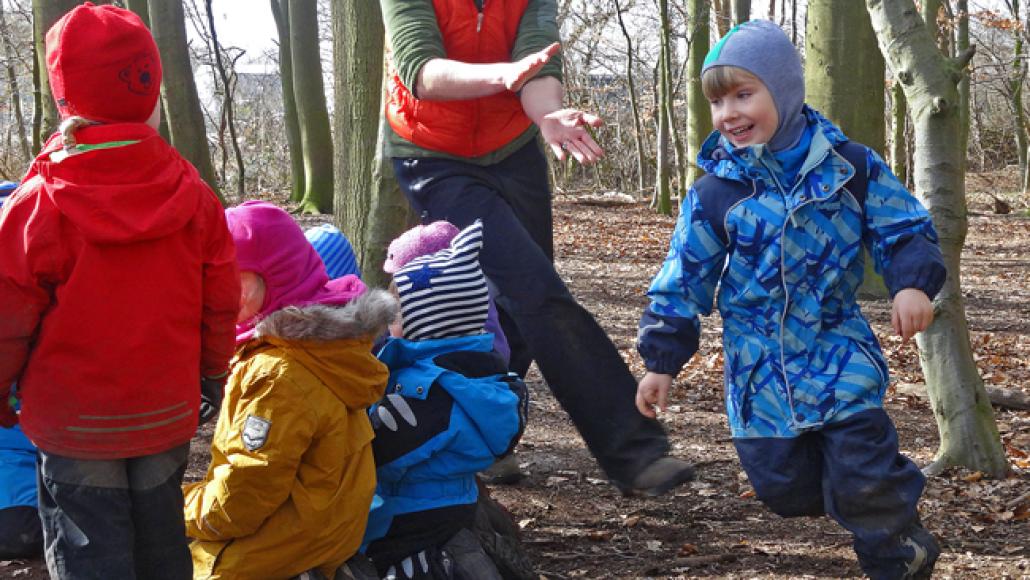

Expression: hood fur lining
xmin=254 ymin=288 xmax=398 ymax=341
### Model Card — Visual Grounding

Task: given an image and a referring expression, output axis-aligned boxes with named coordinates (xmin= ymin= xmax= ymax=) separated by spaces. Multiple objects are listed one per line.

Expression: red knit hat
xmin=46 ymin=2 xmax=162 ymax=123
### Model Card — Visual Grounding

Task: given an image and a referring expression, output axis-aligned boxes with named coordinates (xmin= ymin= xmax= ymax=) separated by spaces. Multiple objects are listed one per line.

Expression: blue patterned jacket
xmin=638 ymin=107 xmax=945 ymax=439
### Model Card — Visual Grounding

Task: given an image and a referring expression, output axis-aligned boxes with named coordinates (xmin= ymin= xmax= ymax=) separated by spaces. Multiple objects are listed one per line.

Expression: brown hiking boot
xmin=619 ymin=457 xmax=696 ymax=497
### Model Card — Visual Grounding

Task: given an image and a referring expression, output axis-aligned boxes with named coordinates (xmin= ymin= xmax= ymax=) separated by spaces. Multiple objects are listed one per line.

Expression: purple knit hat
xmin=383 ymin=221 xmax=460 ymax=273
xmin=227 ymin=201 xmax=366 ymax=342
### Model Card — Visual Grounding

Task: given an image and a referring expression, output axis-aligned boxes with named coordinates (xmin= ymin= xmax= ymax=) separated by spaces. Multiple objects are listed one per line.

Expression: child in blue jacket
xmin=363 ymin=221 xmax=528 ymax=580
xmin=636 ymin=21 xmax=946 ymax=580
xmin=0 ymin=395 xmax=42 ymax=560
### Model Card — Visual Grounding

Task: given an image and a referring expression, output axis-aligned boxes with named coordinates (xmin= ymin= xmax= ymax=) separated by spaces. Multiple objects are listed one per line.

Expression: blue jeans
xmin=393 ymin=141 xmax=670 ymax=485
xmin=37 ymin=444 xmax=191 ymax=580
xmin=734 ymin=409 xmax=939 ymax=580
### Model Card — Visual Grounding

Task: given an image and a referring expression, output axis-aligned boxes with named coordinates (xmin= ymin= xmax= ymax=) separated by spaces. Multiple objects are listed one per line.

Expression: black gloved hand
xmin=199 ymin=374 xmax=227 ymax=426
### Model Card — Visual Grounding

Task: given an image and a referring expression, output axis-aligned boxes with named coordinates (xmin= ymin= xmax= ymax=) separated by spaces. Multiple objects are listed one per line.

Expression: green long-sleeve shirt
xmin=380 ymin=0 xmax=563 ymax=165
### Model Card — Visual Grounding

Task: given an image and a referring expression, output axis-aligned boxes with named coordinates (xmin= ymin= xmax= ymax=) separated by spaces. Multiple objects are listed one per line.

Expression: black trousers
xmin=393 ymin=141 xmax=669 ymax=485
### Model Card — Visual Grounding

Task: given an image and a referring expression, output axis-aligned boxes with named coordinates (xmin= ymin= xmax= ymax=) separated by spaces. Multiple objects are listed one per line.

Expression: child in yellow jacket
xmin=184 ymin=201 xmax=398 ymax=580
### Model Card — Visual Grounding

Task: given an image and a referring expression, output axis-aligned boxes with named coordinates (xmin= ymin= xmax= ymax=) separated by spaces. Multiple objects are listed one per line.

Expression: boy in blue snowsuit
xmin=363 ymin=221 xmax=528 ymax=579
xmin=636 ymin=21 xmax=946 ymax=580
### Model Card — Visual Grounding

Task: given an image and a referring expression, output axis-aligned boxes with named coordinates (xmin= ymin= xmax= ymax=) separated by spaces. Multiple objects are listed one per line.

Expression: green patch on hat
xmin=703 ymin=23 xmax=744 ymax=69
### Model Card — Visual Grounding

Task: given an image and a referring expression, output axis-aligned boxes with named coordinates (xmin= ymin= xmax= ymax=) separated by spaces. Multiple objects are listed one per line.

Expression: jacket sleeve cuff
xmin=637 ymin=307 xmax=700 ymax=377
xmin=882 ymin=234 xmax=947 ymax=299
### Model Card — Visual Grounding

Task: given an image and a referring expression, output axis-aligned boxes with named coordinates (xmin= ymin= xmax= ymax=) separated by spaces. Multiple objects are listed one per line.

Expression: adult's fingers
xmin=578 ymin=132 xmax=604 ymax=158
xmin=548 ymin=140 xmax=566 ymax=161
xmin=564 ymin=138 xmax=591 ymax=165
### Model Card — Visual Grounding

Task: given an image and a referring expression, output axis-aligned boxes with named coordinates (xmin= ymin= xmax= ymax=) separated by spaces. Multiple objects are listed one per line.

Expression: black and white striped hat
xmin=394 ymin=220 xmax=489 ymax=341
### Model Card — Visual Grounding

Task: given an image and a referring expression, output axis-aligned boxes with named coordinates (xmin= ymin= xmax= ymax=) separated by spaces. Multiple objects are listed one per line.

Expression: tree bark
xmin=204 ymin=0 xmax=246 ymax=199
xmin=148 ymin=0 xmax=222 ymax=200
xmin=270 ymin=0 xmax=305 ymax=202
xmin=0 ymin=7 xmax=30 ymax=161
xmin=614 ymin=0 xmax=647 ymax=194
xmin=331 ymin=0 xmax=395 ymax=285
xmin=32 ymin=0 xmax=78 ymax=139
xmin=805 ymin=0 xmax=888 ymax=299
xmin=866 ymin=0 xmax=1007 ymax=478
xmin=732 ymin=0 xmax=750 ymax=24
xmin=123 ymin=0 xmax=171 ymax=142
xmin=653 ymin=0 xmax=673 ymax=215
xmin=685 ymin=0 xmax=711 ymax=186
xmin=890 ymin=80 xmax=908 ymax=183
xmin=712 ymin=0 xmax=731 ymax=38
xmin=289 ymin=0 xmax=334 ymax=214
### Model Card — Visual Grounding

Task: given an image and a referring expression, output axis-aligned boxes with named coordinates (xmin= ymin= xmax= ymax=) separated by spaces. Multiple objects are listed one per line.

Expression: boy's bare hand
xmin=636 ymin=372 xmax=673 ymax=418
xmin=891 ymin=288 xmax=933 ymax=342
xmin=504 ymin=42 xmax=560 ymax=92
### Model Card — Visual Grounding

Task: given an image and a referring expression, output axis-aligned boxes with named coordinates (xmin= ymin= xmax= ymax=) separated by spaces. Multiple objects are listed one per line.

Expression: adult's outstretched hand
xmin=504 ymin=42 xmax=561 ymax=92
xmin=540 ymin=109 xmax=605 ymax=166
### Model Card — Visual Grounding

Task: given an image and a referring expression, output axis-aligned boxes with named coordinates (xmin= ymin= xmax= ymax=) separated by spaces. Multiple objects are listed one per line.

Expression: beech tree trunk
xmin=866 ymin=0 xmax=1007 ymax=478
xmin=270 ymin=0 xmax=305 ymax=201
xmin=32 ymin=0 xmax=78 ymax=139
xmin=806 ymin=0 xmax=888 ymax=299
xmin=148 ymin=0 xmax=221 ymax=199
xmin=653 ymin=0 xmax=673 ymax=216
xmin=289 ymin=0 xmax=334 ymax=214
xmin=732 ymin=0 xmax=750 ymax=24
xmin=685 ymin=0 xmax=711 ymax=185
xmin=331 ymin=0 xmax=405 ymax=287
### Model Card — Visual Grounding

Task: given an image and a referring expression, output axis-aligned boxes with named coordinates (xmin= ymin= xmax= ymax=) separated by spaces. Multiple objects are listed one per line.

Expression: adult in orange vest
xmin=380 ymin=0 xmax=695 ymax=495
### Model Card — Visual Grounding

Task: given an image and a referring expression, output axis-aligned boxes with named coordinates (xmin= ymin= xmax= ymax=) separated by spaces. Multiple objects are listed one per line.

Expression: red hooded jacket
xmin=0 ymin=123 xmax=240 ymax=459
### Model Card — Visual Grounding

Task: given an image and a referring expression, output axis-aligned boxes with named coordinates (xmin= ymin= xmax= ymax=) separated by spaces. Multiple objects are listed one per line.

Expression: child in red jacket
xmin=0 ymin=4 xmax=240 ymax=579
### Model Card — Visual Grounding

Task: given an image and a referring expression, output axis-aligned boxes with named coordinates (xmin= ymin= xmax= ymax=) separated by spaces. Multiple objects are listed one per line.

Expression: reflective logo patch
xmin=242 ymin=415 xmax=271 ymax=451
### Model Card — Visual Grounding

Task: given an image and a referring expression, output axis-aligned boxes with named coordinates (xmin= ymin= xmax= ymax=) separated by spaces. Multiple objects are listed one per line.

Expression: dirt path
xmin=3 ymin=191 xmax=1028 ymax=580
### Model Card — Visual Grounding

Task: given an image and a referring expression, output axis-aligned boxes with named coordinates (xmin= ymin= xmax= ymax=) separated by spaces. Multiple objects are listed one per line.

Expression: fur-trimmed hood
xmin=238 ymin=288 xmax=398 ymax=412
xmin=254 ymin=288 xmax=398 ymax=342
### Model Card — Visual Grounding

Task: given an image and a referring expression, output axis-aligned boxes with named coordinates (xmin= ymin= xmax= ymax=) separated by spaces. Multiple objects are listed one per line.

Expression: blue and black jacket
xmin=638 ymin=107 xmax=946 ymax=439
xmin=362 ymin=333 xmax=527 ymax=567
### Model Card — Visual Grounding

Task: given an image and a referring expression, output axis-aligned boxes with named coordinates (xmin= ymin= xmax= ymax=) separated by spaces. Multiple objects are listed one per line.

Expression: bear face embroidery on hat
xmin=119 ymin=52 xmax=159 ymax=96
xmin=393 ymin=221 xmax=489 ymax=342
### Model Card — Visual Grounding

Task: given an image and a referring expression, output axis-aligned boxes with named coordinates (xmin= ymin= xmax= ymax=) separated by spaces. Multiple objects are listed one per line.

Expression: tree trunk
xmin=614 ymin=0 xmax=647 ymax=194
xmin=123 ymin=0 xmax=171 ymax=142
xmin=270 ymin=0 xmax=305 ymax=202
xmin=32 ymin=35 xmax=41 ymax=154
xmin=653 ymin=0 xmax=673 ymax=216
xmin=866 ymin=0 xmax=1007 ymax=478
xmin=0 ymin=8 xmax=30 ymax=161
xmin=712 ymin=0 xmax=731 ymax=38
xmin=148 ymin=0 xmax=222 ymax=200
xmin=331 ymin=0 xmax=396 ymax=285
xmin=806 ymin=0 xmax=888 ymax=299
xmin=289 ymin=0 xmax=334 ymax=214
xmin=32 ymin=0 xmax=79 ymax=139
xmin=204 ymin=0 xmax=246 ymax=199
xmin=1010 ymin=0 xmax=1029 ymax=186
xmin=686 ymin=0 xmax=711 ymax=186
xmin=732 ymin=0 xmax=750 ymax=24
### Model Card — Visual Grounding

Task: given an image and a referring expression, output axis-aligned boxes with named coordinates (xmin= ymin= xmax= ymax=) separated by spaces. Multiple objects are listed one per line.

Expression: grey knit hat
xmin=393 ymin=220 xmax=489 ymax=341
xmin=702 ymin=20 xmax=806 ymax=151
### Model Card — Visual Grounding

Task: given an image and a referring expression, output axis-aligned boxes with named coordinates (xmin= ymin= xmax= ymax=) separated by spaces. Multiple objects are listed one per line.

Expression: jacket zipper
xmin=757 ymin=148 xmax=839 ymax=427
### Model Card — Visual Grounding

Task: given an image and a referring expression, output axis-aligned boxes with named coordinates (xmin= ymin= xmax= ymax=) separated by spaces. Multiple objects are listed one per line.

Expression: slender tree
xmin=123 ymin=0 xmax=171 ymax=141
xmin=890 ymin=80 xmax=908 ymax=184
xmin=31 ymin=0 xmax=78 ymax=140
xmin=732 ymin=0 xmax=750 ymax=24
xmin=806 ymin=0 xmax=888 ymax=299
xmin=270 ymin=0 xmax=304 ymax=201
xmin=204 ymin=0 xmax=245 ymax=199
xmin=866 ymin=0 xmax=1007 ymax=478
xmin=614 ymin=0 xmax=647 ymax=194
xmin=1009 ymin=0 xmax=1029 ymax=185
xmin=148 ymin=0 xmax=221 ymax=199
xmin=712 ymin=0 xmax=731 ymax=37
xmin=289 ymin=0 xmax=333 ymax=214
xmin=653 ymin=0 xmax=673 ymax=215
xmin=685 ymin=0 xmax=711 ymax=185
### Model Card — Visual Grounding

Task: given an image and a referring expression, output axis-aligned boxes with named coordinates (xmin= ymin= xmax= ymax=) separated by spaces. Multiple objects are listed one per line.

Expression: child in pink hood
xmin=185 ymin=201 xmax=397 ymax=579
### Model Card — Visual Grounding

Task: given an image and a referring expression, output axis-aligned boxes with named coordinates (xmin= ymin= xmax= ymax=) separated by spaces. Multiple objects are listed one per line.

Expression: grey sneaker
xmin=480 ymin=454 xmax=525 ymax=485
xmin=619 ymin=457 xmax=696 ymax=497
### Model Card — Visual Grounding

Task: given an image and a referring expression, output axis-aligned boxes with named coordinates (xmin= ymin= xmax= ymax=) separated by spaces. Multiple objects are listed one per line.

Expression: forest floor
xmin=3 ymin=172 xmax=1029 ymax=579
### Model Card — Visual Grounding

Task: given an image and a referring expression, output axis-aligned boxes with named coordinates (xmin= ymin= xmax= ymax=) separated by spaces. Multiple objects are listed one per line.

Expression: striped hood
xmin=393 ymin=220 xmax=489 ymax=341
